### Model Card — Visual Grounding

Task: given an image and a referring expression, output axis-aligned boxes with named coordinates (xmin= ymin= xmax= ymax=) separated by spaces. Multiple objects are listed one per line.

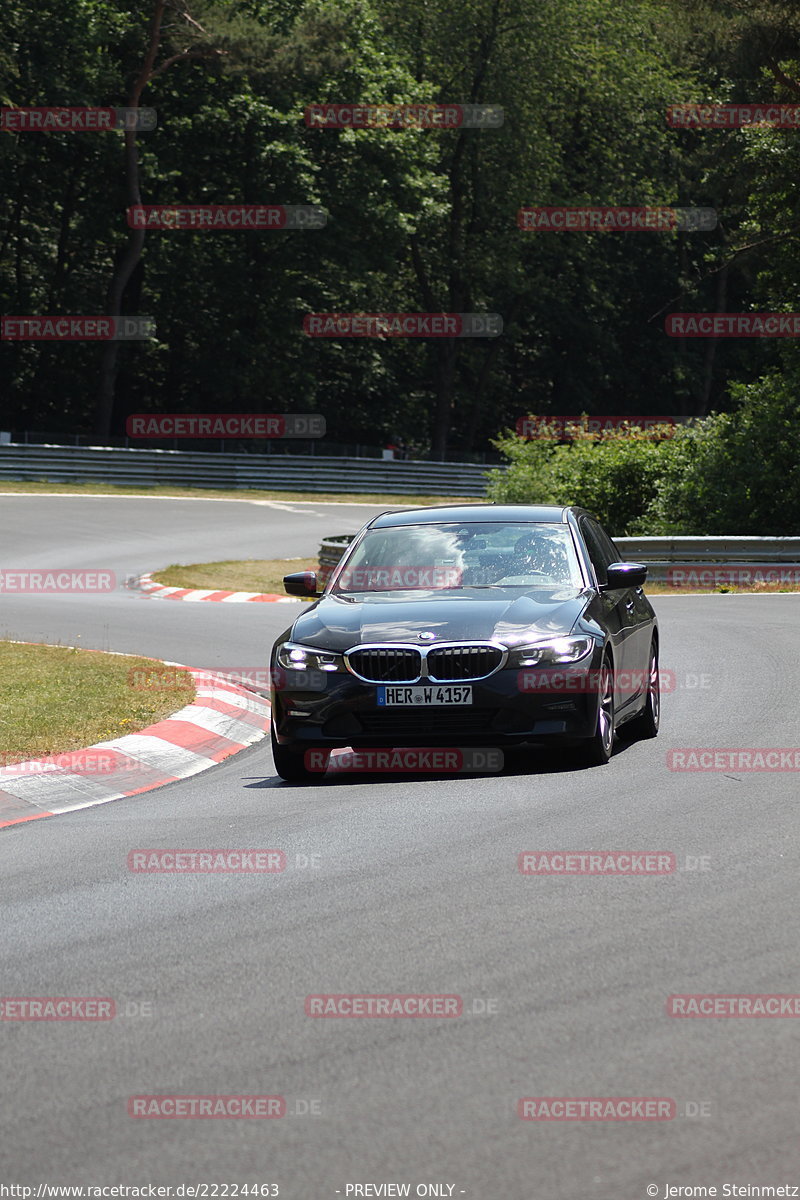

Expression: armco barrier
xmin=614 ymin=536 xmax=800 ymax=582
xmin=616 ymin=536 xmax=800 ymax=563
xmin=319 ymin=535 xmax=355 ymax=583
xmin=317 ymin=534 xmax=800 ymax=583
xmin=0 ymin=444 xmax=493 ymax=497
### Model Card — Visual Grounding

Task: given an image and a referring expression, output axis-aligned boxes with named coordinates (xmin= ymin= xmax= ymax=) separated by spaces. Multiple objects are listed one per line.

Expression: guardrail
xmin=317 ymin=534 xmax=800 ymax=584
xmin=615 ymin=537 xmax=800 ymax=581
xmin=319 ymin=535 xmax=356 ymax=583
xmin=615 ymin=536 xmax=800 ymax=562
xmin=0 ymin=443 xmax=494 ymax=496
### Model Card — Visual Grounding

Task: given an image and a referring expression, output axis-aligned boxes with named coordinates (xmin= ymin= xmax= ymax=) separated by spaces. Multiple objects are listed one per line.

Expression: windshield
xmin=332 ymin=522 xmax=584 ymax=593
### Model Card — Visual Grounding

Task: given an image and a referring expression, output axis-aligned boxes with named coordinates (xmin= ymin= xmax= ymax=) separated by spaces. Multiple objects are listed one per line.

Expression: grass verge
xmin=152 ymin=557 xmax=317 ymax=594
xmin=0 ymin=642 xmax=196 ymax=764
xmin=0 ymin=481 xmax=475 ymax=506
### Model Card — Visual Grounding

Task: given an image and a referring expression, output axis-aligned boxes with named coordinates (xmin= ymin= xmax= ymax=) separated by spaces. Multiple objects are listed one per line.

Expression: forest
xmin=1 ymin=0 xmax=799 ymax=493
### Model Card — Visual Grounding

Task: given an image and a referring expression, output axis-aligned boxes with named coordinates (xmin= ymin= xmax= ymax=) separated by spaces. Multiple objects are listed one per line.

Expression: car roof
xmin=370 ymin=504 xmax=590 ymax=528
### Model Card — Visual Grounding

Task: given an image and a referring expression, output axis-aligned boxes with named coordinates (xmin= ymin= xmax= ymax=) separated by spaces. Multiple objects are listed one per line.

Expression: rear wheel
xmin=576 ymin=654 xmax=615 ymax=766
xmin=270 ymin=723 xmax=329 ymax=782
xmin=624 ymin=639 xmax=660 ymax=740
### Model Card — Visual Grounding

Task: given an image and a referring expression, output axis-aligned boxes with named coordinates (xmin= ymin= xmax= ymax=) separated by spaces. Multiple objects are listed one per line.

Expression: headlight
xmin=506 ymin=636 xmax=594 ymax=668
xmin=275 ymin=641 xmax=345 ymax=673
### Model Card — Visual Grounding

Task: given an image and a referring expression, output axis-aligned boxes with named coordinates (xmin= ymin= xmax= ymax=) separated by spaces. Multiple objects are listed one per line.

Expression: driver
xmin=513 ymin=532 xmax=549 ymax=575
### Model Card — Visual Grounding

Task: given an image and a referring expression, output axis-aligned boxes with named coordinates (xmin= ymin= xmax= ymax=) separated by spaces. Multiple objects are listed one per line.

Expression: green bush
xmin=486 ymin=425 xmax=670 ymax=535
xmin=488 ymin=378 xmax=800 ymax=535
xmin=642 ymin=374 xmax=800 ymax=534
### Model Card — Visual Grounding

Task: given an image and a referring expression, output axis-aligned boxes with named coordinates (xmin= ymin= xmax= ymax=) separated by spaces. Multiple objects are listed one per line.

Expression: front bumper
xmin=270 ymin=662 xmax=603 ymax=749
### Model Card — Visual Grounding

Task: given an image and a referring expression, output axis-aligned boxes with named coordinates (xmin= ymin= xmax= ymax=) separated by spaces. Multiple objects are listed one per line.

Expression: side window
xmin=594 ymin=522 xmax=623 ymax=568
xmin=580 ymin=519 xmax=615 ymax=586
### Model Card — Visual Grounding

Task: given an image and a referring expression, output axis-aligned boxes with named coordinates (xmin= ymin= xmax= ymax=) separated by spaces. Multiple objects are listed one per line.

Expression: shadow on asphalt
xmin=244 ymin=731 xmax=644 ymax=787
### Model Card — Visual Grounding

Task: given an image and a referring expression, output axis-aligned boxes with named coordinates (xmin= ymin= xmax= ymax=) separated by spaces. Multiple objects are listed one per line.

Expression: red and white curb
xmin=135 ymin=573 xmax=301 ymax=603
xmin=0 ymin=668 xmax=270 ymax=830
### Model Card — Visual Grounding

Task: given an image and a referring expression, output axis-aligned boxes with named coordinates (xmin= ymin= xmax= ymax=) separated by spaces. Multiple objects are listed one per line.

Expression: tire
xmin=270 ymin=723 xmax=329 ymax=783
xmin=576 ymin=654 xmax=615 ymax=766
xmin=624 ymin=639 xmax=660 ymax=741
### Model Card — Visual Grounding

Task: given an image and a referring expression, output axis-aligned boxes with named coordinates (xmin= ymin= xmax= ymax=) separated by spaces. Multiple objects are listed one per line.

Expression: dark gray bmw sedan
xmin=270 ymin=504 xmax=659 ymax=780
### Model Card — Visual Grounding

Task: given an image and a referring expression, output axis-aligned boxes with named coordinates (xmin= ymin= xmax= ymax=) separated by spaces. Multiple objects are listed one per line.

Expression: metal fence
xmin=2 ymin=430 xmax=498 ymax=464
xmin=615 ymin=537 xmax=800 ymax=580
xmin=0 ymin=443 xmax=495 ymax=496
xmin=616 ymin=536 xmax=800 ymax=562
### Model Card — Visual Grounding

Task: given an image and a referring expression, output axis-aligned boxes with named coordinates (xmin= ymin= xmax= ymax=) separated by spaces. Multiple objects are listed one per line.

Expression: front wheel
xmin=270 ymin=723 xmax=329 ymax=783
xmin=624 ymin=640 xmax=660 ymax=740
xmin=576 ymin=655 xmax=615 ymax=766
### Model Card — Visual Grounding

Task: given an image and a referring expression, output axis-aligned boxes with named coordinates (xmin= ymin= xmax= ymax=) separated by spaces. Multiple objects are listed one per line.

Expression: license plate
xmin=377 ymin=685 xmax=473 ymax=706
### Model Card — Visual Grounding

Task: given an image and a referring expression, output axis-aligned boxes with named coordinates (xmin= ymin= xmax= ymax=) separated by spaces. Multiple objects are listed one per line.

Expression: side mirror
xmin=283 ymin=571 xmax=321 ymax=597
xmin=604 ymin=562 xmax=648 ymax=590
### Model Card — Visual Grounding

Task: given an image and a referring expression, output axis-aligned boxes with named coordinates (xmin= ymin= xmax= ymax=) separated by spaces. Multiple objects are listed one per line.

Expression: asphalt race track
xmin=2 ymin=495 xmax=800 ymax=1196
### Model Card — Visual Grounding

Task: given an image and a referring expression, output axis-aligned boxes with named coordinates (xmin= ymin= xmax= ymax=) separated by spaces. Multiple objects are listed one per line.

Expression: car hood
xmin=288 ymin=587 xmax=593 ymax=651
